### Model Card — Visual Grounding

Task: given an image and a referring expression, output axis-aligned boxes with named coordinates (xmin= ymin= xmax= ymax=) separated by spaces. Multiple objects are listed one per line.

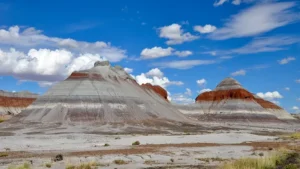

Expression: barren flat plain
xmin=0 ymin=122 xmax=299 ymax=169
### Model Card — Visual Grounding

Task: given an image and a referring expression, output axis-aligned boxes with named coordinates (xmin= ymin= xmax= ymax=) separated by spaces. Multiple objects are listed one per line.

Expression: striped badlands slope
xmin=8 ymin=61 xmax=190 ymax=126
xmin=0 ymin=90 xmax=37 ymax=116
xmin=177 ymin=77 xmax=295 ymax=122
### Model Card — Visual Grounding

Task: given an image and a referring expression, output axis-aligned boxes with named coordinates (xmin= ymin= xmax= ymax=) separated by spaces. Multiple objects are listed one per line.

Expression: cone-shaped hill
xmin=178 ymin=77 xmax=295 ymax=122
xmin=8 ymin=61 xmax=190 ymax=128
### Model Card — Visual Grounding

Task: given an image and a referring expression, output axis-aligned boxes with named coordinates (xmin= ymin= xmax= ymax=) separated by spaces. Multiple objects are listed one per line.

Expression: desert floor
xmin=0 ymin=122 xmax=299 ymax=169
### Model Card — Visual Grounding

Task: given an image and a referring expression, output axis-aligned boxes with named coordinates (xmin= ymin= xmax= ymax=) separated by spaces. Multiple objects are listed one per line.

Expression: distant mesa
xmin=0 ymin=90 xmax=38 ymax=120
xmin=141 ymin=83 xmax=168 ymax=101
xmin=7 ymin=61 xmax=189 ymax=131
xmin=179 ymin=77 xmax=295 ymax=122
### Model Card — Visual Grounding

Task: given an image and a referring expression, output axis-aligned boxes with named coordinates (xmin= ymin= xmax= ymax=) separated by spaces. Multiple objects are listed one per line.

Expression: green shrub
xmin=114 ymin=159 xmax=128 ymax=165
xmin=45 ymin=163 xmax=51 ymax=168
xmin=132 ymin=141 xmax=140 ymax=146
xmin=0 ymin=152 xmax=8 ymax=157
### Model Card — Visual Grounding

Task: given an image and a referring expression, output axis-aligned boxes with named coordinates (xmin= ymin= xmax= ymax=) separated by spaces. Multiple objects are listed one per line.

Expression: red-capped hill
xmin=141 ymin=83 xmax=168 ymax=101
xmin=195 ymin=77 xmax=282 ymax=110
xmin=196 ymin=88 xmax=255 ymax=102
xmin=0 ymin=90 xmax=38 ymax=115
xmin=191 ymin=77 xmax=295 ymax=120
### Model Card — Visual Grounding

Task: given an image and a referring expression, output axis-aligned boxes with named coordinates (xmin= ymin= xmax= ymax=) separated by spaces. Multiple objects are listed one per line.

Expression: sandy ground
xmin=0 ymin=131 xmax=281 ymax=169
xmin=0 ymin=132 xmax=275 ymax=152
xmin=1 ymin=120 xmax=299 ymax=169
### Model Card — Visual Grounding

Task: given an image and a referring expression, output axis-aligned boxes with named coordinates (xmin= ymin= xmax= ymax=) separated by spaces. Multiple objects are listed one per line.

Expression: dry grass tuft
xmin=8 ymin=163 xmax=31 ymax=169
xmin=65 ymin=161 xmax=101 ymax=169
xmin=221 ymin=149 xmax=290 ymax=169
xmin=290 ymin=133 xmax=300 ymax=139
xmin=0 ymin=152 xmax=8 ymax=157
xmin=0 ymin=118 xmax=4 ymax=123
xmin=114 ymin=159 xmax=128 ymax=165
xmin=197 ymin=157 xmax=226 ymax=163
xmin=144 ymin=160 xmax=156 ymax=165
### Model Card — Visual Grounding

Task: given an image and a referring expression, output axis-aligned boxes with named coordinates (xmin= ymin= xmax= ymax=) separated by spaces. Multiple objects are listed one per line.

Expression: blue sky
xmin=0 ymin=0 xmax=299 ymax=113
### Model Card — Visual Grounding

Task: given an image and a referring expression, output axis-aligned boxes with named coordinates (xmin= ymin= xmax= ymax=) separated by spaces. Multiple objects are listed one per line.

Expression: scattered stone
xmin=53 ymin=154 xmax=63 ymax=162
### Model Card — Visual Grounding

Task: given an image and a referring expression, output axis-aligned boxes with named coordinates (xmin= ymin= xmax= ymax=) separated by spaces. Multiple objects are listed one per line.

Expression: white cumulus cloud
xmin=284 ymin=87 xmax=290 ymax=91
xmin=0 ymin=48 xmax=106 ymax=84
xmin=292 ymin=106 xmax=299 ymax=110
xmin=198 ymin=88 xmax=212 ymax=93
xmin=158 ymin=23 xmax=199 ymax=45
xmin=256 ymin=91 xmax=283 ymax=100
xmin=231 ymin=69 xmax=246 ymax=76
xmin=184 ymin=88 xmax=192 ymax=96
xmin=296 ymin=79 xmax=300 ymax=84
xmin=140 ymin=46 xmax=192 ymax=59
xmin=124 ymin=67 xmax=133 ymax=74
xmin=141 ymin=46 xmax=174 ymax=59
xmin=146 ymin=68 xmax=164 ymax=78
xmin=194 ymin=24 xmax=217 ymax=34
xmin=278 ymin=57 xmax=296 ymax=64
xmin=171 ymin=94 xmax=194 ymax=105
xmin=197 ymin=79 xmax=207 ymax=86
xmin=0 ymin=26 xmax=128 ymax=85
xmin=174 ymin=50 xmax=193 ymax=57
xmin=214 ymin=0 xmax=228 ymax=6
xmin=134 ymin=68 xmax=183 ymax=88
xmin=0 ymin=26 xmax=126 ymax=62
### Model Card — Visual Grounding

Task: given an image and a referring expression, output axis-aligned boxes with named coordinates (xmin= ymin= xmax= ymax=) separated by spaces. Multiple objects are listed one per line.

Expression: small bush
xmin=77 ymin=164 xmax=92 ymax=169
xmin=115 ymin=136 xmax=121 ymax=140
xmin=0 ymin=118 xmax=5 ymax=123
xmin=251 ymin=152 xmax=257 ymax=156
xmin=8 ymin=163 xmax=31 ymax=169
xmin=170 ymin=158 xmax=174 ymax=163
xmin=284 ymin=164 xmax=298 ymax=169
xmin=104 ymin=143 xmax=110 ymax=147
xmin=114 ymin=159 xmax=128 ymax=165
xmin=65 ymin=163 xmax=93 ymax=169
xmin=197 ymin=158 xmax=210 ymax=163
xmin=259 ymin=152 xmax=264 ymax=157
xmin=65 ymin=165 xmax=75 ymax=169
xmin=132 ymin=141 xmax=140 ymax=146
xmin=290 ymin=133 xmax=300 ymax=139
xmin=45 ymin=163 xmax=52 ymax=168
xmin=0 ymin=152 xmax=8 ymax=157
xmin=144 ymin=160 xmax=156 ymax=165
xmin=88 ymin=161 xmax=101 ymax=166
